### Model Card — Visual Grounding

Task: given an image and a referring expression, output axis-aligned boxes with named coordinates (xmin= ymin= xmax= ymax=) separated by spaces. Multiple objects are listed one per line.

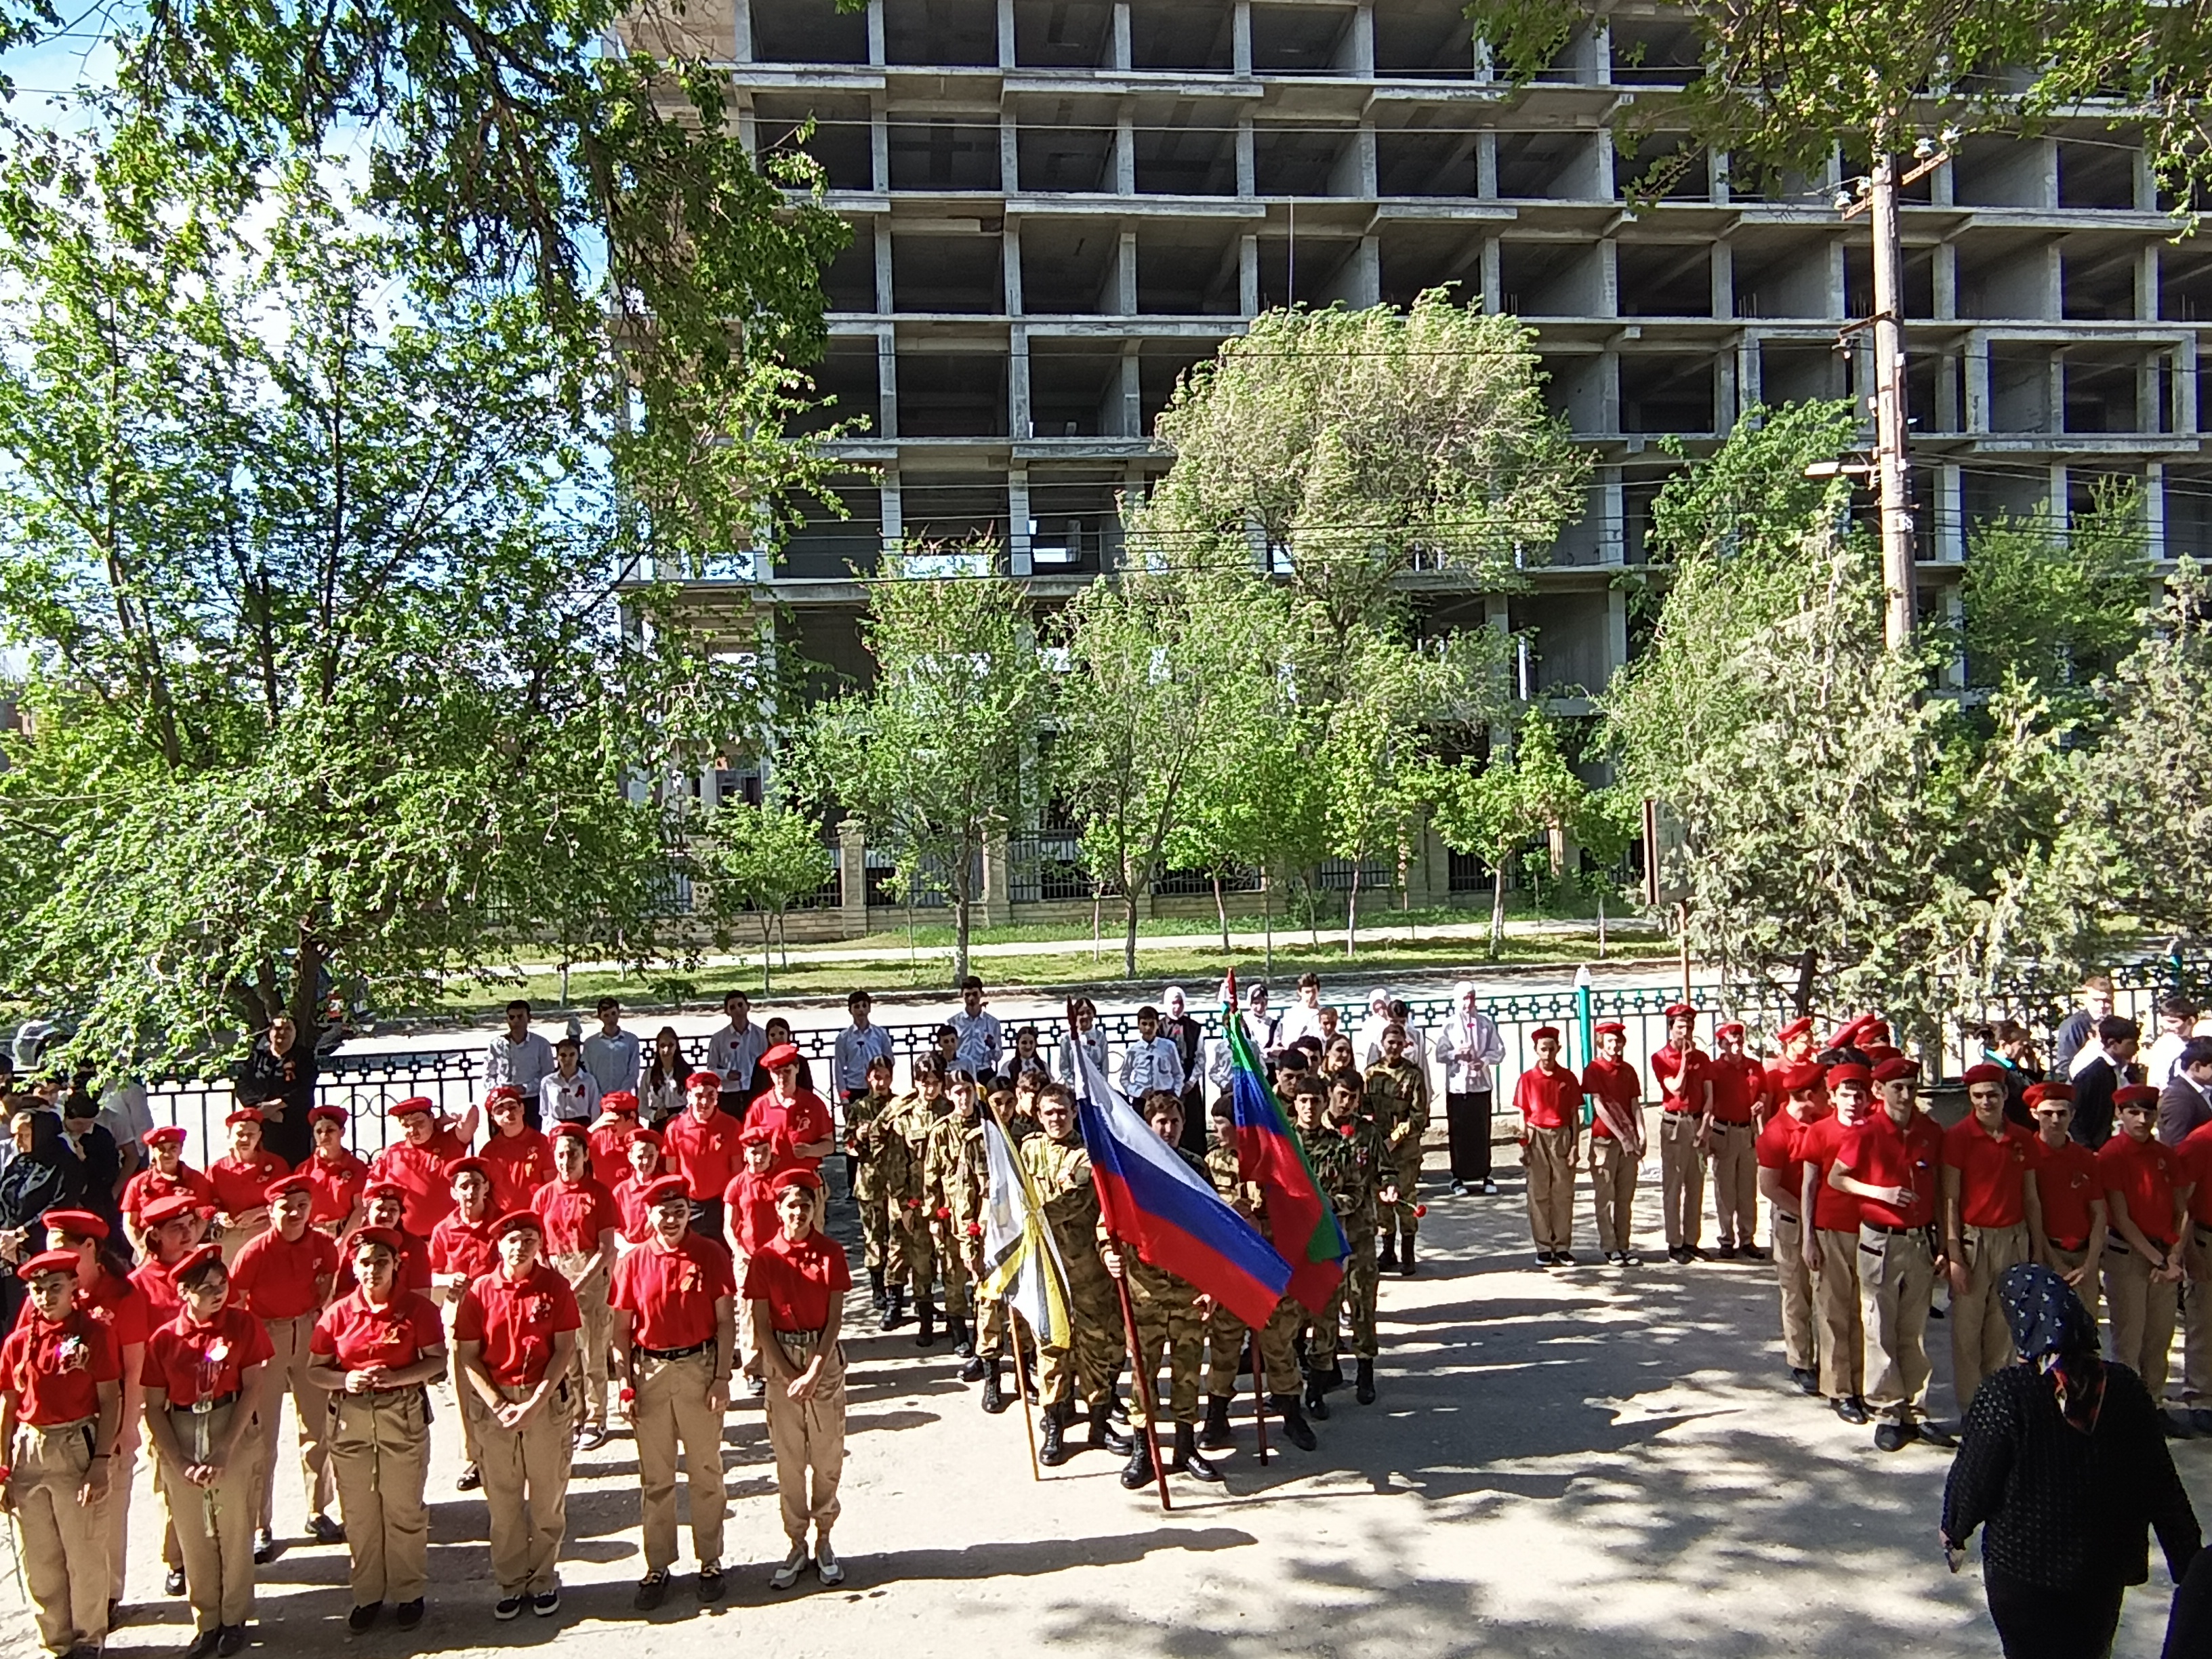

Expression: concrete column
xmin=1935 ymin=464 xmax=1965 ymax=562
xmin=1233 ymin=0 xmax=1252 ymax=75
xmin=1111 ymin=0 xmax=1130 ymax=69
xmin=735 ymin=0 xmax=754 ymax=62
xmin=1711 ymin=240 xmax=1734 ymax=319
xmin=876 ymin=325 xmax=899 ymax=434
xmin=880 ymin=469 xmax=904 ymax=554
xmin=1004 ymin=220 xmax=1023 ymax=312
xmin=2179 ymin=335 xmax=2200 ymax=432
xmin=1963 ymin=333 xmax=1990 ymax=430
xmin=2141 ymin=348 xmax=2162 ymax=436
xmin=1120 ymin=342 xmax=1143 ymax=437
xmin=1605 ymin=583 xmax=1629 ymax=671
xmin=1001 ymin=112 xmax=1021 ymax=199
xmin=1008 ymin=468 xmax=1033 ymax=573
xmin=1596 ymin=466 xmax=1625 ymax=562
xmin=2138 ymin=245 xmax=2158 ymax=324
xmin=836 ymin=820 xmax=869 ymax=939
xmin=1115 ymin=114 xmax=1137 ymax=194
xmin=1236 ymin=117 xmax=1256 ymax=197
xmin=1933 ymin=243 xmax=1957 ymax=321
xmin=996 ymin=0 xmax=1015 ymax=68
xmin=983 ymin=830 xmax=1014 ymax=927
xmin=2050 ymin=463 xmax=2070 ymax=528
xmin=870 ymin=99 xmax=890 ymax=193
xmin=1009 ymin=321 xmax=1031 ymax=436
xmin=1715 ymin=349 xmax=1738 ymax=432
xmin=1480 ymin=236 xmax=1501 ymax=312
xmin=1475 ymin=131 xmax=1498 ymax=197
xmin=2146 ymin=462 xmax=2167 ymax=560
xmin=1113 ymin=228 xmax=1139 ymax=313
xmin=867 ymin=0 xmax=886 ymax=64
xmin=1709 ymin=148 xmax=1730 ymax=203
xmin=1346 ymin=3 xmax=1374 ymax=74
xmin=1239 ymin=234 xmax=1259 ymax=316
xmin=874 ymin=216 xmax=895 ymax=310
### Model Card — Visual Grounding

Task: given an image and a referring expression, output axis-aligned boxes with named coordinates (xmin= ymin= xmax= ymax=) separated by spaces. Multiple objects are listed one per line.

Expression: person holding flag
xmin=1020 ymin=1086 xmax=1129 ymax=1466
xmin=1200 ymin=1097 xmax=1317 ymax=1452
xmin=977 ymin=1097 xmax=1068 ymax=1421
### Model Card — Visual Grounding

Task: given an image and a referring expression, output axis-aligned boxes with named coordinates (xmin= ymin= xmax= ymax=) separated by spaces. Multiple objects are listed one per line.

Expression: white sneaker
xmin=815 ymin=1539 xmax=843 ymax=1586
xmin=770 ymin=1545 xmax=809 ymax=1591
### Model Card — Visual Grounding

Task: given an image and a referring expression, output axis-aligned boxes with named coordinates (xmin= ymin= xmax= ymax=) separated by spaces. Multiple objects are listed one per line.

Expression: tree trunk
xmin=1306 ymin=870 xmax=1319 ymax=947
xmin=1598 ymin=892 xmax=1607 ymax=960
xmin=1263 ymin=878 xmax=1274 ymax=979
xmin=953 ymin=846 xmax=973 ymax=983
xmin=1793 ymin=947 xmax=1820 ymax=1017
xmin=1345 ymin=860 xmax=1360 ymax=958
xmin=1091 ymin=886 xmax=1102 ymax=962
xmin=1488 ymin=867 xmax=1506 ymax=959
xmin=1124 ymin=889 xmax=1141 ymax=980
xmin=759 ymin=913 xmax=775 ymax=993
xmin=290 ymin=937 xmax=327 ymax=1044
xmin=1212 ymin=873 xmax=1229 ymax=954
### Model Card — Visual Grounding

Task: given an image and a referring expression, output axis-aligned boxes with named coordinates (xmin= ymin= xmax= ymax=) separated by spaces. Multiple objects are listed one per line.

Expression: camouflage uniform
xmin=843 ymin=1087 xmax=906 ymax=1279
xmin=921 ymin=1109 xmax=986 ymax=1319
xmin=888 ymin=1094 xmax=951 ymax=1305
xmin=1021 ymin=1131 xmax=1118 ymax=1409
xmin=1307 ymin=1115 xmax=1389 ymax=1365
xmin=1124 ymin=1146 xmax=1210 ymax=1431
xmin=1364 ymin=1057 xmax=1431 ymax=1245
xmin=1202 ymin=1141 xmax=1303 ymax=1398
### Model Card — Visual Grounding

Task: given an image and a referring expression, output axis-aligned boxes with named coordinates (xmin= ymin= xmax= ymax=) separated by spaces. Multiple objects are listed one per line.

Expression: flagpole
xmin=1248 ymin=1334 xmax=1271 ymax=1467
xmin=1008 ymin=1307 xmax=1044 ymax=1482
xmin=1108 ymin=1246 xmax=1172 ymax=1513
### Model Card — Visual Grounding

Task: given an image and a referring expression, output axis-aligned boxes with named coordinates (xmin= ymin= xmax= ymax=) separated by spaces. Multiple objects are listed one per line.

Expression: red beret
xmin=771 ymin=1166 xmax=823 ymax=1194
xmin=2116 ymin=1084 xmax=2162 ymax=1108
xmin=1961 ymin=1063 xmax=2008 ymax=1087
xmin=1593 ymin=1021 xmax=1626 ymax=1038
xmin=446 ymin=1157 xmax=491 ymax=1182
xmin=1826 ymin=1015 xmax=1875 ymax=1049
xmin=362 ymin=1180 xmax=407 ymax=1204
xmin=550 ymin=1122 xmax=588 ymax=1142
xmin=1530 ymin=1026 xmax=1562 ymax=1043
xmin=1782 ymin=1062 xmax=1826 ymax=1092
xmin=491 ymin=1210 xmax=544 ymax=1239
xmin=1871 ymin=1057 xmax=1920 ymax=1083
xmin=169 ymin=1243 xmax=226 ymax=1284
xmin=1826 ymin=1063 xmax=1870 ymax=1087
xmin=739 ymin=1122 xmax=781 ymax=1147
xmin=388 ymin=1097 xmax=435 ymax=1120
xmin=17 ymin=1248 xmax=82 ymax=1282
xmin=225 ymin=1107 xmax=265 ymax=1128
xmin=1664 ymin=1003 xmax=1697 ymax=1022
xmin=1776 ymin=1017 xmax=1815 ymax=1044
xmin=484 ymin=1085 xmax=524 ymax=1105
xmin=628 ymin=1128 xmax=663 ymax=1149
xmin=642 ymin=1175 xmax=690 ymax=1207
xmin=263 ymin=1173 xmax=314 ymax=1202
xmin=1714 ymin=1021 xmax=1745 ymax=1040
xmin=348 ymin=1225 xmax=406 ymax=1256
xmin=308 ymin=1105 xmax=348 ymax=1126
xmin=142 ymin=1193 xmax=204 ymax=1225
xmin=2024 ymin=1082 xmax=2074 ymax=1107
xmin=1865 ymin=1021 xmax=1893 ymax=1044
xmin=42 ymin=1208 xmax=108 ymax=1242
xmin=761 ymin=1042 xmax=802 ymax=1072
xmin=601 ymin=1090 xmax=640 ymax=1115
xmin=686 ymin=1073 xmax=722 ymax=1097
xmin=1862 ymin=1045 xmax=1902 ymax=1068
xmin=142 ymin=1125 xmax=186 ymax=1147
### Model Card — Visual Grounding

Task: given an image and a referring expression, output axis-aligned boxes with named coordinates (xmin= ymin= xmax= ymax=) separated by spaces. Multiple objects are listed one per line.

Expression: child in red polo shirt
xmin=1514 ymin=1027 xmax=1583 ymax=1267
xmin=2100 ymin=1086 xmax=2188 ymax=1410
xmin=1580 ymin=1021 xmax=1644 ymax=1267
xmin=745 ymin=1168 xmax=852 ymax=1589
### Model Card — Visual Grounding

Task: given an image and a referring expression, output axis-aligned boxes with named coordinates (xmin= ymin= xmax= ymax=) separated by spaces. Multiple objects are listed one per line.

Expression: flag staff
xmin=983 ymin=1090 xmax=1046 ymax=1483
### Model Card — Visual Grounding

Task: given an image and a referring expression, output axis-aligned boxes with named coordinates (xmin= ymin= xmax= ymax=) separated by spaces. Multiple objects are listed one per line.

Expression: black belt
xmin=169 ymin=1390 xmax=240 ymax=1416
xmin=2109 ymin=1237 xmax=2175 ymax=1254
xmin=635 ymin=1340 xmax=712 ymax=1361
xmin=1663 ymin=1107 xmax=1699 ymax=1117
xmin=1860 ymin=1221 xmax=1917 ymax=1236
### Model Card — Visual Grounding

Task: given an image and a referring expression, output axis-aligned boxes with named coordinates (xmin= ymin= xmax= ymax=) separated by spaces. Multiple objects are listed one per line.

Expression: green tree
xmin=1422 ymin=707 xmax=1582 ymax=957
xmin=1960 ymin=485 xmax=2152 ymax=708
xmin=796 ymin=548 xmax=1052 ymax=982
xmin=691 ymin=796 xmax=836 ymax=993
xmin=0 ymin=142 xmax=801 ymax=1073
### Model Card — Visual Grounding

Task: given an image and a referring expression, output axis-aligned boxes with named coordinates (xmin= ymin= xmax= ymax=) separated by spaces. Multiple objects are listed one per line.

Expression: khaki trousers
xmin=255 ymin=1311 xmax=334 ymax=1531
xmin=328 ymin=1389 xmax=431 ymax=1606
xmin=762 ymin=1333 xmax=845 ymax=1545
xmin=1858 ymin=1226 xmax=1935 ymax=1425
xmin=1707 ymin=1123 xmax=1758 ymax=1249
xmin=555 ymin=1253 xmax=613 ymax=1429
xmin=1659 ymin=1113 xmax=1705 ymax=1250
xmin=159 ymin=1400 xmax=260 ymax=1631
xmin=218 ymin=1217 xmax=268 ymax=1269
xmin=2047 ymin=1243 xmax=2102 ymax=1324
xmin=1522 ymin=1124 xmax=1578 ymax=1252
xmin=1771 ymin=1208 xmax=1815 ymax=1372
xmin=9 ymin=1418 xmax=110 ymax=1653
xmin=100 ymin=1441 xmax=140 ymax=1601
xmin=632 ymin=1349 xmax=726 ymax=1572
xmin=1814 ymin=1229 xmax=1865 ymax=1399
xmin=443 ymin=1302 xmax=483 ymax=1472
xmin=2184 ymin=1235 xmax=2212 ymax=1406
xmin=470 ymin=1378 xmax=575 ymax=1595
xmin=1950 ymin=1223 xmax=2031 ymax=1414
xmin=2104 ymin=1244 xmax=2179 ymax=1401
xmin=1587 ymin=1131 xmax=1639 ymax=1255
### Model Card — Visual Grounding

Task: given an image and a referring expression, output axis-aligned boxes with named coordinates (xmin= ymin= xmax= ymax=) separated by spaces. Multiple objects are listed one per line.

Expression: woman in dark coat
xmin=0 ymin=1103 xmax=88 ymax=1329
xmin=1942 ymin=1263 xmax=2201 ymax=1659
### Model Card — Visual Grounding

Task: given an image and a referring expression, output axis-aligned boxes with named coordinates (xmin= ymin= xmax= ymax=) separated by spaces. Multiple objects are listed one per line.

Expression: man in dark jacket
xmin=2073 ymin=1017 xmax=2143 ymax=1150
xmin=234 ymin=1014 xmax=318 ymax=1166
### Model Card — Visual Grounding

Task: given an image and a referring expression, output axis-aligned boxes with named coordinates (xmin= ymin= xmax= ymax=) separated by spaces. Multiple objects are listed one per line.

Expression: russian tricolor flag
xmin=1066 ymin=1035 xmax=1291 ymax=1332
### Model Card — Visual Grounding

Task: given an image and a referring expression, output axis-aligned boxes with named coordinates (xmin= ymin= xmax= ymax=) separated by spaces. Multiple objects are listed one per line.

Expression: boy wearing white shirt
xmin=581 ymin=997 xmax=642 ymax=1098
xmin=1118 ymin=1008 xmax=1185 ymax=1098
xmin=833 ymin=990 xmax=895 ymax=1101
xmin=1276 ymin=974 xmax=1328 ymax=1051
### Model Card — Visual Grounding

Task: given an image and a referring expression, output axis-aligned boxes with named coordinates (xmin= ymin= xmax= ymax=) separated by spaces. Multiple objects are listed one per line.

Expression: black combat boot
xmin=1119 ymin=1436 xmax=1153 ymax=1490
xmin=1199 ymin=1395 xmax=1234 ymax=1450
xmin=1269 ymin=1393 xmax=1317 ymax=1452
xmin=1355 ymin=1358 xmax=1376 ymax=1405
xmin=915 ymin=1299 xmax=937 ymax=1348
xmin=1322 ymin=1356 xmax=1345 ymax=1393
xmin=980 ymin=1357 xmax=1006 ymax=1414
xmin=1377 ymin=1231 xmax=1400 ymax=1271
xmin=867 ymin=1267 xmax=886 ymax=1310
xmin=1172 ymin=1421 xmax=1223 ymax=1483
xmin=1401 ymin=1235 xmax=1418 ymax=1276
xmin=1090 ymin=1397 xmax=1134 ymax=1455
xmin=1303 ymin=1372 xmax=1331 ymax=1420
xmin=1038 ymin=1401 xmax=1071 ymax=1466
xmin=949 ymin=1315 xmax=975 ymax=1359
xmin=881 ymin=1285 xmax=906 ymax=1331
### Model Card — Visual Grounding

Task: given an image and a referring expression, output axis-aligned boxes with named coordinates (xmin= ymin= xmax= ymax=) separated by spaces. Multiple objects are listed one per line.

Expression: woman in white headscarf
xmin=1354 ymin=989 xmax=1395 ymax=1067
xmin=1431 ymin=983 xmax=1505 ymax=1196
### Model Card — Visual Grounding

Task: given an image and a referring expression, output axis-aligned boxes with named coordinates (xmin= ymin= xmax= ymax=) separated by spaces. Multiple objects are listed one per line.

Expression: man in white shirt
xmin=1118 ymin=1006 xmax=1185 ymax=1098
xmin=2060 ymin=977 xmax=2118 ymax=1078
xmin=1275 ymin=973 xmax=1329 ymax=1052
xmin=948 ymin=975 xmax=1003 ymax=1081
xmin=2141 ymin=997 xmax=2202 ymax=1092
xmin=706 ymin=989 xmax=768 ymax=1108
xmin=485 ymin=999 xmax=559 ymax=1128
xmin=833 ymin=989 xmax=895 ymax=1101
xmin=1431 ymin=982 xmax=1505 ymax=1196
xmin=543 ymin=1033 xmax=602 ymax=1126
xmin=580 ymin=996 xmax=641 ymax=1098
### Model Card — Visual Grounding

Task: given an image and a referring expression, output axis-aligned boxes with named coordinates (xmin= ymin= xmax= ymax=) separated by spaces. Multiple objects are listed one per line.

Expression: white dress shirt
xmin=1433 ymin=1011 xmax=1505 ymax=1095
xmin=949 ymin=1010 xmax=1004 ymax=1078
xmin=487 ymin=1031 xmax=559 ymax=1101
xmin=580 ymin=1028 xmax=641 ymax=1097
xmin=708 ymin=1021 xmax=769 ymax=1090
xmin=1119 ymin=1036 xmax=1185 ymax=1097
xmin=833 ymin=1024 xmax=895 ymax=1095
xmin=542 ymin=1067 xmax=601 ymax=1125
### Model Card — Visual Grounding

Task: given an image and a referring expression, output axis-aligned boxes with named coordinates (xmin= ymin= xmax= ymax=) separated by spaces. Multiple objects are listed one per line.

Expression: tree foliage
xmin=690 ymin=796 xmax=837 ymax=992
xmin=1424 ymin=708 xmax=1595 ymax=956
xmin=1959 ymin=484 xmax=2152 ymax=708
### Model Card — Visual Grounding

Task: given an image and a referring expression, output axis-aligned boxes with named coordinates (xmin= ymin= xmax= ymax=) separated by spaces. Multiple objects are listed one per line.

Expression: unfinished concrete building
xmin=627 ymin=0 xmax=2212 ymax=911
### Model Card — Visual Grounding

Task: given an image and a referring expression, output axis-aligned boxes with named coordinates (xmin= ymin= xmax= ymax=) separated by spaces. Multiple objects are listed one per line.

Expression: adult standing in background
xmin=707 ymin=991 xmax=768 ymax=1118
xmin=487 ymin=1002 xmax=558 ymax=1130
xmin=1942 ymin=1264 xmax=2200 ymax=1659
xmin=2055 ymin=975 xmax=2116 ymax=1078
xmin=640 ymin=1028 xmax=694 ymax=1127
xmin=2158 ymin=1039 xmax=2212 ymax=1148
xmin=580 ymin=998 xmax=641 ymax=1101
xmin=1162 ymin=987 xmax=1205 ymax=1130
xmin=234 ymin=1015 xmax=317 ymax=1168
xmin=2142 ymin=998 xmax=2201 ymax=1092
xmin=1433 ymin=983 xmax=1505 ymax=1197
xmin=1276 ymin=974 xmax=1328 ymax=1052
xmin=2072 ymin=1017 xmax=2143 ymax=1149
xmin=0 ymin=1105 xmax=87 ymax=1334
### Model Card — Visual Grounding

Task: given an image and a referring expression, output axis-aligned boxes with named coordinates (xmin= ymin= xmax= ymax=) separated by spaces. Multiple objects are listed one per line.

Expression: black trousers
xmin=1445 ymin=1090 xmax=1494 ymax=1184
xmin=1986 ymin=1566 xmax=2125 ymax=1659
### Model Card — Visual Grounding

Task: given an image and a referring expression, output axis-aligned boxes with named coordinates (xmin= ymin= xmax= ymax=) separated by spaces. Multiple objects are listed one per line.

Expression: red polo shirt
xmin=2179 ymin=1122 xmax=2212 ymax=1227
xmin=130 ymin=1255 xmax=187 ymax=1324
xmin=77 ymin=1267 xmax=152 ymax=1352
xmin=142 ymin=1306 xmax=274 ymax=1405
xmin=311 ymin=1288 xmax=445 ymax=1372
xmin=1943 ymin=1117 xmax=2034 ymax=1231
xmin=229 ymin=1225 xmax=341 ymax=1322
xmin=369 ymin=1130 xmax=468 ymax=1237
xmin=302 ymin=1148 xmax=369 ymax=1228
xmin=611 ymin=1172 xmax=661 ymax=1246
xmin=588 ymin=1122 xmax=636 ymax=1184
xmin=2030 ymin=1135 xmax=2102 ymax=1246
xmin=610 ymin=1233 xmax=735 ymax=1351
xmin=1706 ymin=1054 xmax=1763 ymax=1126
xmin=721 ymin=1168 xmax=783 ymax=1256
xmin=208 ymin=1149 xmax=291 ymax=1218
xmin=2099 ymin=1131 xmax=2183 ymax=1246
xmin=663 ymin=1111 xmax=745 ymax=1202
xmin=429 ymin=1212 xmax=500 ymax=1286
xmin=478 ymin=1128 xmax=556 ymax=1215
xmin=1650 ymin=1044 xmax=1708 ymax=1111
xmin=747 ymin=1088 xmax=835 ymax=1162
xmin=1757 ymin=1105 xmax=1828 ymax=1202
xmin=122 ymin=1165 xmax=216 ymax=1234
xmin=453 ymin=1263 xmax=581 ymax=1388
xmin=1838 ymin=1108 xmax=1944 ymax=1230
xmin=741 ymin=1231 xmax=851 ymax=1332
xmin=1792 ymin=1114 xmax=1863 ymax=1232
xmin=1514 ymin=1065 xmax=1582 ymax=1131
xmin=1580 ymin=1057 xmax=1641 ymax=1141
xmin=1 ymin=1308 xmax=120 ymax=1425
xmin=531 ymin=1176 xmax=619 ymax=1258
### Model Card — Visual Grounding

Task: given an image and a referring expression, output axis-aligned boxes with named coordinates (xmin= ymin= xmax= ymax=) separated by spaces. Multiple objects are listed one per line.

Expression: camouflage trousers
xmin=894 ymin=1206 xmax=970 ymax=1315
xmin=855 ymin=1185 xmax=890 ymax=1273
xmin=1315 ymin=1230 xmax=1379 ymax=1364
xmin=1205 ymin=1294 xmax=1303 ymax=1398
xmin=1127 ymin=1284 xmax=1204 ymax=1430
xmin=1038 ymin=1256 xmax=1120 ymax=1410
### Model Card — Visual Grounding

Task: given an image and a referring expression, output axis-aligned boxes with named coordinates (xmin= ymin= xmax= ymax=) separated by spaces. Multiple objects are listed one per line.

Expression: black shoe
xmin=1622 ymin=1250 xmax=1645 ymax=1266
xmin=980 ymin=1359 xmax=1006 ymax=1413
xmin=1038 ymin=1401 xmax=1072 ymax=1467
xmin=915 ymin=1300 xmax=937 ymax=1349
xmin=1790 ymin=1367 xmax=1820 ymax=1396
xmin=1119 ymin=1439 xmax=1153 ymax=1490
xmin=216 ymin=1627 xmax=246 ymax=1658
xmin=1303 ymin=1377 xmax=1331 ymax=1420
xmin=1738 ymin=1244 xmax=1767 ymax=1263
xmin=1200 ymin=1395 xmax=1234 ymax=1450
xmin=632 ymin=1571 xmax=668 ymax=1612
xmin=457 ymin=1463 xmax=482 ymax=1492
xmin=108 ymin=1599 xmax=123 ymax=1630
xmin=1171 ymin=1420 xmax=1223 ymax=1482
xmin=1835 ymin=1395 xmax=1870 ymax=1425
xmin=2166 ymin=1409 xmax=2197 ymax=1439
xmin=165 ymin=1568 xmax=187 ymax=1598
xmin=346 ymin=1603 xmax=381 ymax=1633
xmin=1874 ymin=1421 xmax=1914 ymax=1452
xmin=531 ymin=1589 xmax=560 ymax=1618
xmin=184 ymin=1629 xmax=220 ymax=1659
xmin=1355 ymin=1358 xmax=1376 ymax=1405
xmin=696 ymin=1565 xmax=724 ymax=1603
xmin=1449 ymin=1180 xmax=1469 ymax=1197
xmin=252 ymin=1529 xmax=275 ymax=1565
xmin=394 ymin=1599 xmax=424 ymax=1631
xmin=1378 ymin=1237 xmax=1400 ymax=1271
xmin=495 ymin=1595 xmax=525 ymax=1622
xmin=1684 ymin=1246 xmax=1711 ymax=1263
xmin=881 ymin=1286 xmax=906 ymax=1331
xmin=2192 ymin=1409 xmax=2212 ymax=1437
xmin=960 ymin=1352 xmax=986 ymax=1383
xmin=745 ymin=1375 xmax=766 ymax=1399
xmin=1271 ymin=1393 xmax=1318 ymax=1451
xmin=1917 ymin=1420 xmax=1959 ymax=1449
xmin=1401 ymin=1236 xmax=1417 ymax=1275
xmin=867 ymin=1267 xmax=886 ymax=1311
xmin=950 ymin=1315 xmax=975 ymax=1358
xmin=1929 ymin=1303 xmax=1946 ymax=1319
xmin=1715 ymin=1243 xmax=1738 ymax=1261
xmin=1553 ymin=1250 xmax=1578 ymax=1267
xmin=308 ymin=1513 xmax=346 ymax=1544
xmin=1090 ymin=1399 xmax=1134 ymax=1455
xmin=1667 ymin=1246 xmax=1690 ymax=1264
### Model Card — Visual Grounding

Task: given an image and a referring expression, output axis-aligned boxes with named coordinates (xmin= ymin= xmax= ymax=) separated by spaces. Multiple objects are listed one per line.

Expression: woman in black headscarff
xmin=1943 ymin=1263 xmax=2201 ymax=1658
xmin=0 ymin=1102 xmax=89 ymax=1329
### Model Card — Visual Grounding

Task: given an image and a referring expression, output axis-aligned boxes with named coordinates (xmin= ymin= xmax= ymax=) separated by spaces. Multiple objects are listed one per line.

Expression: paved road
xmin=28 ymin=1150 xmax=2207 ymax=1659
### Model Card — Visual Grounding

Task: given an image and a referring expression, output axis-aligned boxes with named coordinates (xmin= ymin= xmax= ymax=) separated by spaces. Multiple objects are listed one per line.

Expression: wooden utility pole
xmin=1867 ymin=152 xmax=1916 ymax=650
